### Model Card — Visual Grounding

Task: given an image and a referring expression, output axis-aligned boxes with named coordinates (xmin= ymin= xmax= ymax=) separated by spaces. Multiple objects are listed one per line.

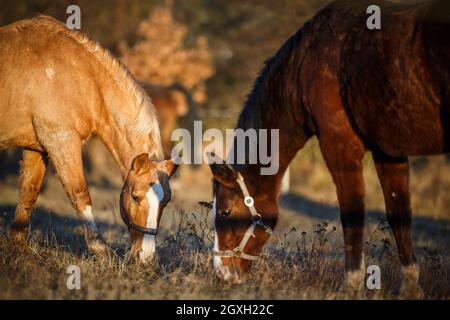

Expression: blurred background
xmin=0 ymin=0 xmax=332 ymax=125
xmin=0 ymin=0 xmax=448 ymax=299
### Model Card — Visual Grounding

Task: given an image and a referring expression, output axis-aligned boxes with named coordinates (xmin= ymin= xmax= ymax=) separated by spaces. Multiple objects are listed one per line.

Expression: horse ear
xmin=132 ymin=153 xmax=150 ymax=175
xmin=209 ymin=162 xmax=237 ymax=188
xmin=158 ymin=152 xmax=182 ymax=178
xmin=159 ymin=160 xmax=179 ymax=178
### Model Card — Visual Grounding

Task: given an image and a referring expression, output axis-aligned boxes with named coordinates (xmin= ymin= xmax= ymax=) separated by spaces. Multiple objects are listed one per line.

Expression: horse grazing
xmin=0 ymin=16 xmax=179 ymax=262
xmin=209 ymin=0 xmax=449 ymax=296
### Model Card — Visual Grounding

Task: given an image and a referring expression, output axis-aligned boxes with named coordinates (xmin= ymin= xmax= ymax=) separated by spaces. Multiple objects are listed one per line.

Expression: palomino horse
xmin=0 ymin=16 xmax=179 ymax=262
xmin=209 ymin=0 xmax=449 ymax=296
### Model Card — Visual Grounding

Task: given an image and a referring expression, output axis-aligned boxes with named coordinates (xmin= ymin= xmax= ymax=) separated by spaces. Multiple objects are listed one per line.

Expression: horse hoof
xmin=343 ymin=285 xmax=366 ymax=299
xmin=399 ymin=264 xmax=423 ymax=299
xmin=344 ymin=268 xmax=365 ymax=298
xmin=10 ymin=228 xmax=28 ymax=244
xmin=87 ymin=239 xmax=113 ymax=259
xmin=399 ymin=284 xmax=424 ymax=300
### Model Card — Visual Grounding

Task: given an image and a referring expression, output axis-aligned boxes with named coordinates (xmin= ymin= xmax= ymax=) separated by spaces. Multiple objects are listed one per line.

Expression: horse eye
xmin=220 ymin=209 xmax=231 ymax=219
xmin=131 ymin=193 xmax=141 ymax=205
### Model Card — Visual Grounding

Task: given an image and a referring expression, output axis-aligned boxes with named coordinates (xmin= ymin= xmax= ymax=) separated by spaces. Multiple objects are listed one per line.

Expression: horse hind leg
xmin=11 ymin=149 xmax=47 ymax=244
xmin=373 ymin=153 xmax=423 ymax=299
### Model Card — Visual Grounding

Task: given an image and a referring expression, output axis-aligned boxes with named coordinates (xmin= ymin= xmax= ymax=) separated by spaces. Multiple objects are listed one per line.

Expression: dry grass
xmin=0 ymin=205 xmax=448 ymax=300
xmin=0 ymin=139 xmax=449 ymax=300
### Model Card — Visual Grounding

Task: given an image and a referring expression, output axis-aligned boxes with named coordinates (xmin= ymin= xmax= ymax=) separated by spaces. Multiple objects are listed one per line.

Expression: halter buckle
xmin=252 ymin=213 xmax=263 ymax=223
xmin=252 ymin=214 xmax=271 ymax=231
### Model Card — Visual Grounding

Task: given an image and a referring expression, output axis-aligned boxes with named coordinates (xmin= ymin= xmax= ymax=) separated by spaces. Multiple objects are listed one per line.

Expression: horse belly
xmin=346 ymin=60 xmax=447 ymax=156
xmin=354 ymin=102 xmax=447 ymax=157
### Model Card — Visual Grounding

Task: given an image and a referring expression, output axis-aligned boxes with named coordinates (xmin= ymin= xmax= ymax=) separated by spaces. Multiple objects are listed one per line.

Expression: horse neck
xmin=235 ymin=29 xmax=313 ymax=197
xmin=96 ymin=81 xmax=162 ymax=178
xmin=237 ymin=129 xmax=305 ymax=201
xmin=233 ymin=102 xmax=308 ymax=198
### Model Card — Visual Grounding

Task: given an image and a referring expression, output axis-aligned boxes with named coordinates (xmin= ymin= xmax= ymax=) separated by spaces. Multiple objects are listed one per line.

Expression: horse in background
xmin=0 ymin=16 xmax=179 ymax=262
xmin=209 ymin=0 xmax=449 ymax=297
xmin=140 ymin=83 xmax=189 ymax=159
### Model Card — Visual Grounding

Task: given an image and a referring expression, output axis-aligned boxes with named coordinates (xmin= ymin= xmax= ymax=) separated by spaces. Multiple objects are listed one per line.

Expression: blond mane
xmin=15 ymin=16 xmax=162 ymax=157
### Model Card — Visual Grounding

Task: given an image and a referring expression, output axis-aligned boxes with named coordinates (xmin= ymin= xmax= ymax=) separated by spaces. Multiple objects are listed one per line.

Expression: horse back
xmin=337 ymin=0 xmax=450 ymax=156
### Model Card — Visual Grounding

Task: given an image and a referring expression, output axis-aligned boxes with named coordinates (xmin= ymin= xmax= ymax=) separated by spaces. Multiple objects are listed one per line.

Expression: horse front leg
xmin=41 ymin=133 xmax=110 ymax=258
xmin=319 ymin=134 xmax=366 ymax=294
xmin=373 ymin=153 xmax=422 ymax=298
xmin=11 ymin=149 xmax=48 ymax=243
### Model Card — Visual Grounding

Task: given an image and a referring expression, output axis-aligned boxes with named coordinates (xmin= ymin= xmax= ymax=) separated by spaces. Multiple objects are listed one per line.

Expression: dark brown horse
xmin=209 ymin=0 xmax=449 ymax=296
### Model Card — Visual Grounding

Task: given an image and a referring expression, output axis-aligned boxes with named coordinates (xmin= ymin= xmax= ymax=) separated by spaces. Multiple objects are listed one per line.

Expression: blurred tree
xmin=0 ymin=0 xmax=339 ymax=123
xmin=0 ymin=0 xmax=157 ymax=53
xmin=120 ymin=0 xmax=214 ymax=104
xmin=171 ymin=0 xmax=330 ymax=123
xmin=0 ymin=0 xmax=422 ymax=128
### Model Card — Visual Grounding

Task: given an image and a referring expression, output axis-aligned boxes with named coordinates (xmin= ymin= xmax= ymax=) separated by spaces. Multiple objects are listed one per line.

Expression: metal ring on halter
xmin=252 ymin=213 xmax=263 ymax=223
xmin=244 ymin=196 xmax=254 ymax=207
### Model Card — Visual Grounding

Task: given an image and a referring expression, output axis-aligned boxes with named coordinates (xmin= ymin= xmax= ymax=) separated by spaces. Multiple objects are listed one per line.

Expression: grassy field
xmin=0 ymin=138 xmax=449 ymax=299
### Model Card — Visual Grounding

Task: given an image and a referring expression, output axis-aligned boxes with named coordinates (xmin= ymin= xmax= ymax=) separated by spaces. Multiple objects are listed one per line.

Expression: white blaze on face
xmin=139 ymin=181 xmax=164 ymax=262
xmin=213 ymin=196 xmax=235 ymax=282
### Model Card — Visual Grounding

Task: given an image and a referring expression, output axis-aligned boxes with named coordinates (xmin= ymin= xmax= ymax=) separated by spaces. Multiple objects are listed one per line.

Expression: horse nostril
xmin=215 ymin=264 xmax=241 ymax=283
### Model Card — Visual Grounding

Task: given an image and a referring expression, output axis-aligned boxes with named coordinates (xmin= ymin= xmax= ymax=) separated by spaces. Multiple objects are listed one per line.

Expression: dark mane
xmin=237 ymin=26 xmax=308 ymax=134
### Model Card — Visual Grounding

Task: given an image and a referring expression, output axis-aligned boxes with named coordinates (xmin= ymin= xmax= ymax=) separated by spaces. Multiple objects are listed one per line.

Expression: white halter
xmin=213 ymin=172 xmax=273 ymax=261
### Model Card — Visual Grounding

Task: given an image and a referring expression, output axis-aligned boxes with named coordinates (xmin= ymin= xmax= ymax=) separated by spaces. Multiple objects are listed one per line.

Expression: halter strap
xmin=120 ymin=190 xmax=159 ymax=236
xmin=213 ymin=172 xmax=272 ymax=261
xmin=128 ymin=223 xmax=158 ymax=235
xmin=235 ymin=173 xmax=259 ymax=218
